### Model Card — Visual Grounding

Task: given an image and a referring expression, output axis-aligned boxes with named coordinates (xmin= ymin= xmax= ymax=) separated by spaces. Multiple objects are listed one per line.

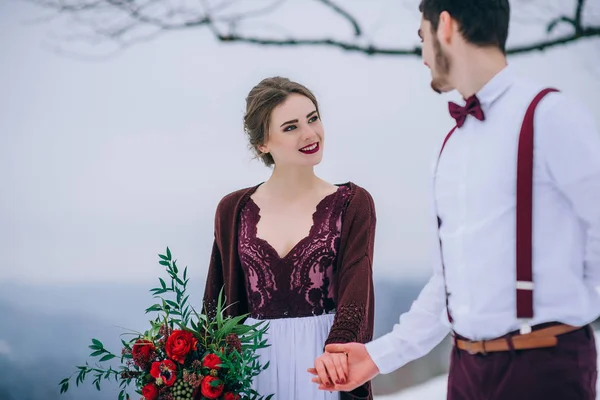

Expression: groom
xmin=310 ymin=0 xmax=600 ymax=398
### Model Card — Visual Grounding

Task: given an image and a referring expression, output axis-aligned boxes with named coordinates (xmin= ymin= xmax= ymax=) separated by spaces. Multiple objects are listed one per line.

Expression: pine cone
xmin=225 ymin=334 xmax=242 ymax=354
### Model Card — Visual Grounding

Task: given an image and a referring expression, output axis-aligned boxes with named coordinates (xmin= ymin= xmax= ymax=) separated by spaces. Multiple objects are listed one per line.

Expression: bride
xmin=202 ymin=76 xmax=377 ymax=400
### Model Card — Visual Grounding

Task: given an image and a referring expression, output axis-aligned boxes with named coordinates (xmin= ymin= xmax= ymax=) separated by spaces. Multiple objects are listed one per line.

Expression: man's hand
xmin=308 ymin=342 xmax=380 ymax=392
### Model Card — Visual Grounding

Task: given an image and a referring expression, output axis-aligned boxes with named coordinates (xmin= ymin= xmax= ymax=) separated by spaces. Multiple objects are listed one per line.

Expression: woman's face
xmin=260 ymin=93 xmax=324 ymax=168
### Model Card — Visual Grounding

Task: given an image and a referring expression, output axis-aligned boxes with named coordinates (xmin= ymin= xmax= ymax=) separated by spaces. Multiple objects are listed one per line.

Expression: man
xmin=309 ymin=0 xmax=600 ymax=398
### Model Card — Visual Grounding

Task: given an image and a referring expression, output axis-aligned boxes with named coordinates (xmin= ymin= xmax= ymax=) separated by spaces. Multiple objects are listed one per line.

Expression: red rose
xmin=200 ymin=376 xmax=224 ymax=399
xmin=141 ymin=383 xmax=159 ymax=400
xmin=223 ymin=393 xmax=240 ymax=400
xmin=202 ymin=354 xmax=222 ymax=370
xmin=165 ymin=330 xmax=198 ymax=364
xmin=150 ymin=360 xmax=177 ymax=387
xmin=132 ymin=339 xmax=156 ymax=368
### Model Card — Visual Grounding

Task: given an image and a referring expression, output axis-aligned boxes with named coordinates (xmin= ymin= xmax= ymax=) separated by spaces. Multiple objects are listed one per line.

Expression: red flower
xmin=200 ymin=376 xmax=224 ymax=399
xmin=202 ymin=354 xmax=222 ymax=370
xmin=150 ymin=360 xmax=177 ymax=387
xmin=223 ymin=393 xmax=240 ymax=400
xmin=132 ymin=339 xmax=156 ymax=368
xmin=165 ymin=330 xmax=198 ymax=364
xmin=141 ymin=383 xmax=159 ymax=400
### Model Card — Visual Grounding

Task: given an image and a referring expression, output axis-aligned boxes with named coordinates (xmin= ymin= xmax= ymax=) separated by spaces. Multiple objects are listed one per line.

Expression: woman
xmin=202 ymin=77 xmax=376 ymax=400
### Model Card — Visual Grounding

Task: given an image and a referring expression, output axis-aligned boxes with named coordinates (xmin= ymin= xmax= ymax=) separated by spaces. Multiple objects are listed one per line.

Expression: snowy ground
xmin=375 ymin=331 xmax=600 ymax=400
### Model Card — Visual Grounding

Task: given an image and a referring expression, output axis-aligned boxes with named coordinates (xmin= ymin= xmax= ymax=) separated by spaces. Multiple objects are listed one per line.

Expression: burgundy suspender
xmin=439 ymin=126 xmax=458 ymax=157
xmin=437 ymin=126 xmax=458 ymax=324
xmin=437 ymin=88 xmax=558 ymax=332
xmin=514 ymin=88 xmax=559 ymax=333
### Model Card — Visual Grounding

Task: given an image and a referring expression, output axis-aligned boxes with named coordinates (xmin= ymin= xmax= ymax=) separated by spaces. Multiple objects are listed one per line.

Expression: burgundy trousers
xmin=447 ymin=324 xmax=597 ymax=400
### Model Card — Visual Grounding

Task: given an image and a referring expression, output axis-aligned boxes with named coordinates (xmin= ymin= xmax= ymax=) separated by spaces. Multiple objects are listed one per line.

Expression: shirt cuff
xmin=365 ymin=334 xmax=409 ymax=375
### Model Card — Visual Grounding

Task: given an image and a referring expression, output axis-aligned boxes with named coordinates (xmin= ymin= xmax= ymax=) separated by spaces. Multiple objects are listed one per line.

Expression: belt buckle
xmin=467 ymin=342 xmax=479 ymax=355
xmin=466 ymin=340 xmax=486 ymax=355
xmin=465 ymin=344 xmax=474 ymax=355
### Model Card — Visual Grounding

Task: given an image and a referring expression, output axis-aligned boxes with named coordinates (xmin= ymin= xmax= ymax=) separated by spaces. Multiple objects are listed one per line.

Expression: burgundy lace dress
xmin=238 ymin=185 xmax=350 ymax=400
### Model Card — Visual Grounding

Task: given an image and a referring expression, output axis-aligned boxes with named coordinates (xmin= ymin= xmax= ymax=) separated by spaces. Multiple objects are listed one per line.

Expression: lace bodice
xmin=237 ymin=185 xmax=350 ymax=319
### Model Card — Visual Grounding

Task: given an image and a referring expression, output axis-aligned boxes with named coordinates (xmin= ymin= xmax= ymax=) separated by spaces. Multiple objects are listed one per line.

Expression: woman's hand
xmin=312 ymin=351 xmax=348 ymax=387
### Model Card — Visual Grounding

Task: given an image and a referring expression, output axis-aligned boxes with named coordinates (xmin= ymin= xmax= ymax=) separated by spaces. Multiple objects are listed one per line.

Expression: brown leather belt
xmin=454 ymin=324 xmax=582 ymax=355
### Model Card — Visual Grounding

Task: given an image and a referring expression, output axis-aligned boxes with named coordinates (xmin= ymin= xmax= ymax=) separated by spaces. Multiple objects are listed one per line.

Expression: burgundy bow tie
xmin=448 ymin=95 xmax=485 ymax=128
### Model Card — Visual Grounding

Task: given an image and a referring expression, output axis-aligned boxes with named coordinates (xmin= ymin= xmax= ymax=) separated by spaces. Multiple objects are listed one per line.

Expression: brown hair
xmin=244 ymin=77 xmax=320 ymax=167
xmin=419 ymin=0 xmax=509 ymax=53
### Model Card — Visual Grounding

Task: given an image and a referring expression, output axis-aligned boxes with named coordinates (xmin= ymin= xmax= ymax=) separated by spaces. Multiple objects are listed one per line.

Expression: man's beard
xmin=430 ymin=36 xmax=451 ymax=94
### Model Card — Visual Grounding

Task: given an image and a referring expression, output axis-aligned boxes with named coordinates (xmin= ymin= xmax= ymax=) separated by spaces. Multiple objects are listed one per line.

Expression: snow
xmin=374 ymin=330 xmax=600 ymax=400
xmin=375 ymin=375 xmax=448 ymax=399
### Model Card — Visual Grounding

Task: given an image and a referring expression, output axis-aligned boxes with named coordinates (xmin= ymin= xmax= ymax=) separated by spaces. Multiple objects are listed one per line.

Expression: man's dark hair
xmin=419 ymin=0 xmax=510 ymax=53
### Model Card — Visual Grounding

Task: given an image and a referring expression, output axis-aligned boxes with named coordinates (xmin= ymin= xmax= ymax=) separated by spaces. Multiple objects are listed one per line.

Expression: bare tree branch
xmin=216 ymin=34 xmax=422 ymax=56
xmin=547 ymin=0 xmax=587 ymax=34
xmin=314 ymin=0 xmax=362 ymax=37
xmin=212 ymin=0 xmax=285 ymax=23
xmin=508 ymin=25 xmax=600 ymax=54
xmin=575 ymin=0 xmax=586 ymax=32
xmin=24 ymin=0 xmax=600 ymax=57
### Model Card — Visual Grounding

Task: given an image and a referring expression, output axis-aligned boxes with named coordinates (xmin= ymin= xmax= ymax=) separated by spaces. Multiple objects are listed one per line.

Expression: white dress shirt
xmin=366 ymin=65 xmax=600 ymax=374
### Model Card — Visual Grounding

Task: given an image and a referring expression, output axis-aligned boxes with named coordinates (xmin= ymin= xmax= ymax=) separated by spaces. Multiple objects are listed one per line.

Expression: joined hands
xmin=308 ymin=342 xmax=380 ymax=392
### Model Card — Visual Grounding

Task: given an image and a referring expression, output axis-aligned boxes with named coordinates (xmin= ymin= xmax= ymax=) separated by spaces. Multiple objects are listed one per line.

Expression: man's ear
xmin=438 ymin=11 xmax=455 ymax=45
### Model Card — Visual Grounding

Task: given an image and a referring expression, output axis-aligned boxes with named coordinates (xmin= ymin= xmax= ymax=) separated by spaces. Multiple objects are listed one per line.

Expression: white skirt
xmin=245 ymin=313 xmax=340 ymax=400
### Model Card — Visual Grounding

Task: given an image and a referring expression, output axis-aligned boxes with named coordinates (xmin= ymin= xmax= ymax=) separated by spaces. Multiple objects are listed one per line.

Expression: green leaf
xmin=166 ymin=247 xmax=171 ymax=260
xmin=145 ymin=304 xmax=162 ymax=313
xmin=216 ymin=288 xmax=224 ymax=326
xmin=158 ymin=253 xmax=168 ymax=261
xmin=100 ymin=354 xmax=116 ymax=362
xmin=172 ymin=319 xmax=186 ymax=330
xmin=159 ymin=278 xmax=167 ymax=289
xmin=165 ymin=300 xmax=179 ymax=309
xmin=90 ymin=349 xmax=105 ymax=357
xmin=209 ymin=379 xmax=223 ymax=387
xmin=159 ymin=260 xmax=170 ymax=266
xmin=218 ymin=315 xmax=247 ymax=336
xmin=91 ymin=339 xmax=103 ymax=348
xmin=191 ymin=320 xmax=199 ymax=331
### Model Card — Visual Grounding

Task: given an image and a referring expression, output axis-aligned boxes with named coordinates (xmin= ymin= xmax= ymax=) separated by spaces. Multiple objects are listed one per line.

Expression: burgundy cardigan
xmin=203 ymin=182 xmax=376 ymax=399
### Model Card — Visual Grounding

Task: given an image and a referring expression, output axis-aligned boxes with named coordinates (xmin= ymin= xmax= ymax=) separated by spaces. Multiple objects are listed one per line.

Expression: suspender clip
xmin=520 ymin=319 xmax=532 ymax=335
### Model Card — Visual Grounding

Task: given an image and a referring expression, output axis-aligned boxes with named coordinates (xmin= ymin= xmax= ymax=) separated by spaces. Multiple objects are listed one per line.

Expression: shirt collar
xmin=475 ymin=64 xmax=514 ymax=110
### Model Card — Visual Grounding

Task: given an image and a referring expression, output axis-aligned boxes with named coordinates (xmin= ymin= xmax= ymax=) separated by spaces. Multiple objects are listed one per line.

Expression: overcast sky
xmin=1 ymin=0 xmax=599 ymax=287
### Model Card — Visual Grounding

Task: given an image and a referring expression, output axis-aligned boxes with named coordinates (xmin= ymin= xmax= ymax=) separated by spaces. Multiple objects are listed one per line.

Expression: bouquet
xmin=59 ymin=247 xmax=272 ymax=400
